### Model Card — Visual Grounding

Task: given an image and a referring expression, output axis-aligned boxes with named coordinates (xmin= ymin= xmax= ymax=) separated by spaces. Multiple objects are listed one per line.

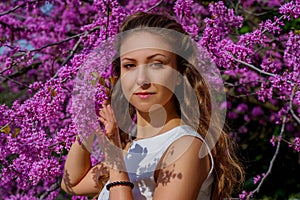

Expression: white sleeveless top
xmin=98 ymin=125 xmax=214 ymax=200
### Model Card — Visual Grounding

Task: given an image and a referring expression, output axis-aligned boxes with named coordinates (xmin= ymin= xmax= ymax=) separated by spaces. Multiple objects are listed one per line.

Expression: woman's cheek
xmin=150 ymin=72 xmax=177 ymax=91
xmin=120 ymin=74 xmax=135 ymax=101
xmin=121 ymin=82 xmax=131 ymax=101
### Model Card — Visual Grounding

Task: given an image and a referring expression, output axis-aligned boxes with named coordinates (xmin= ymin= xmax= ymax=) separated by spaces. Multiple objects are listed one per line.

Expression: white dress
xmin=98 ymin=125 xmax=214 ymax=200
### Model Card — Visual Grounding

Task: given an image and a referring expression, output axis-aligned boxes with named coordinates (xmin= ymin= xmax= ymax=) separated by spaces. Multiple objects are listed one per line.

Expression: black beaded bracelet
xmin=106 ymin=181 xmax=134 ymax=191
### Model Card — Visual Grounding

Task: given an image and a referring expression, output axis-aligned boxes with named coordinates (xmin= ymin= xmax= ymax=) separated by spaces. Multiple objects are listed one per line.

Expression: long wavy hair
xmin=105 ymin=12 xmax=244 ymax=199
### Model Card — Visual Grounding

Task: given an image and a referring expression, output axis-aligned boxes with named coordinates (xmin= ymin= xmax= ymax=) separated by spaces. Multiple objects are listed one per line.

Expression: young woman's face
xmin=119 ymin=31 xmax=179 ymax=113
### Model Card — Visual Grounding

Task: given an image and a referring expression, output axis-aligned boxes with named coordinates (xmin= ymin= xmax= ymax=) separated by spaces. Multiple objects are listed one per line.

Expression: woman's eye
xmin=149 ymin=62 xmax=164 ymax=68
xmin=123 ymin=64 xmax=135 ymax=68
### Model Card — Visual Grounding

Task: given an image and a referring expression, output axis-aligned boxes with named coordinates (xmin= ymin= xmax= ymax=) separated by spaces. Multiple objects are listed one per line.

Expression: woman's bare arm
xmin=153 ymin=136 xmax=210 ymax=200
xmin=61 ymin=138 xmax=108 ymax=196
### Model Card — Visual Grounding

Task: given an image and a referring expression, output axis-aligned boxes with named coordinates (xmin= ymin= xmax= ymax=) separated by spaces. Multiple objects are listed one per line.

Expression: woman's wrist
xmin=106 ymin=181 xmax=134 ymax=191
xmin=103 ymin=141 xmax=126 ymax=171
xmin=109 ymin=167 xmax=130 ymax=182
xmin=108 ymin=168 xmax=134 ymax=200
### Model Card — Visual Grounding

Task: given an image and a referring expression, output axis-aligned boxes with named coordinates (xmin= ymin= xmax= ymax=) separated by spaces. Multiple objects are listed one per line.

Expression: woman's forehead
xmin=120 ymin=31 xmax=174 ymax=56
xmin=120 ymin=48 xmax=175 ymax=60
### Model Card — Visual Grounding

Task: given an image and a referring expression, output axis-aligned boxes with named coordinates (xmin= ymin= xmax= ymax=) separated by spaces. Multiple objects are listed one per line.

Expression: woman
xmin=61 ymin=12 xmax=244 ymax=200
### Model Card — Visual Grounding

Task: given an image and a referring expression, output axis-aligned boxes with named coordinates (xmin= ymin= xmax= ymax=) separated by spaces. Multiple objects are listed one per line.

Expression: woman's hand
xmin=98 ymin=103 xmax=122 ymax=148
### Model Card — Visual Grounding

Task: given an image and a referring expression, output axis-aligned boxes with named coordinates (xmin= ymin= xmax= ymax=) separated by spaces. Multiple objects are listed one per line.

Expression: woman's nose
xmin=136 ymin=65 xmax=150 ymax=87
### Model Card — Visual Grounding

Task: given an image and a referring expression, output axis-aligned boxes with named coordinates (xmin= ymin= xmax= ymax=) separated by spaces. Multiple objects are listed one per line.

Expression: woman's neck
xmin=135 ymin=103 xmax=182 ymax=140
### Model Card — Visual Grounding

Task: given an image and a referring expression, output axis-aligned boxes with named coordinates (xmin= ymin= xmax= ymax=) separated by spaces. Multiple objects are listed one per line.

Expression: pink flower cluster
xmin=289 ymin=137 xmax=300 ymax=152
xmin=253 ymin=173 xmax=265 ymax=184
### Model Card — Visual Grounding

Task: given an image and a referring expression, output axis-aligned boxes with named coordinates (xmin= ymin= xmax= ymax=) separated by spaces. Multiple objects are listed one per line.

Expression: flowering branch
xmin=9 ymin=26 xmax=100 ymax=56
xmin=247 ymin=115 xmax=287 ymax=199
xmin=53 ymin=26 xmax=100 ymax=79
xmin=0 ymin=65 xmax=13 ymax=75
xmin=233 ymin=57 xmax=294 ymax=84
xmin=0 ymin=0 xmax=36 ymax=17
xmin=39 ymin=181 xmax=61 ymax=200
xmin=29 ymin=33 xmax=86 ymax=53
xmin=261 ymin=15 xmax=284 ymax=34
xmin=146 ymin=0 xmax=163 ymax=12
xmin=0 ymin=73 xmax=30 ymax=88
xmin=0 ymin=122 xmax=11 ymax=132
xmin=61 ymin=34 xmax=84 ymax=67
xmin=241 ymin=8 xmax=275 ymax=17
xmin=233 ymin=57 xmax=276 ymax=77
xmin=289 ymin=86 xmax=300 ymax=125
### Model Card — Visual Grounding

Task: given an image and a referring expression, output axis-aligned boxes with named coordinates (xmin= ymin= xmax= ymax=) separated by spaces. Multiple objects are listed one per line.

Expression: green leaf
xmin=239 ymin=25 xmax=251 ymax=34
xmin=0 ymin=124 xmax=10 ymax=134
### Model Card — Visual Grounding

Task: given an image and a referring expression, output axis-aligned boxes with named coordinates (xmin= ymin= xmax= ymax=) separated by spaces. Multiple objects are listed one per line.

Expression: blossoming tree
xmin=0 ymin=0 xmax=299 ymax=199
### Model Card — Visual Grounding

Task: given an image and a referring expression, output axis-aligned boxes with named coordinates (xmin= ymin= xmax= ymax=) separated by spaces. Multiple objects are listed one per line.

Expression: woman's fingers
xmin=99 ymin=104 xmax=118 ymax=139
xmin=98 ymin=116 xmax=104 ymax=122
xmin=99 ymin=105 xmax=109 ymax=121
xmin=98 ymin=117 xmax=108 ymax=134
xmin=101 ymin=105 xmax=116 ymax=124
xmin=98 ymin=104 xmax=122 ymax=148
xmin=106 ymin=105 xmax=115 ymax=122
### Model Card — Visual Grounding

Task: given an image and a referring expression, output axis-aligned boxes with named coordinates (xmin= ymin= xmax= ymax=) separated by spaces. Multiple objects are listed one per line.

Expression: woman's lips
xmin=134 ymin=92 xmax=155 ymax=99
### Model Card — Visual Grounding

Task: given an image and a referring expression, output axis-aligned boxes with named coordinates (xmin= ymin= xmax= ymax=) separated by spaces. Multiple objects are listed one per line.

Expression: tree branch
xmin=233 ymin=57 xmax=276 ymax=77
xmin=0 ymin=122 xmax=11 ymax=132
xmin=2 ymin=26 xmax=100 ymax=81
xmin=234 ymin=58 xmax=299 ymax=123
xmin=53 ymin=26 xmax=100 ymax=79
xmin=1 ymin=62 xmax=41 ymax=80
xmin=0 ymin=65 xmax=13 ymax=75
xmin=0 ymin=1 xmax=37 ymax=17
xmin=233 ymin=57 xmax=294 ymax=84
xmin=146 ymin=0 xmax=163 ymax=12
xmin=289 ymin=85 xmax=300 ymax=125
xmin=241 ymin=7 xmax=276 ymax=17
xmin=227 ymin=92 xmax=257 ymax=98
xmin=247 ymin=115 xmax=287 ymax=199
xmin=224 ymin=79 xmax=265 ymax=87
xmin=39 ymin=180 xmax=61 ymax=199
xmin=0 ymin=74 xmax=30 ymax=88
xmin=30 ymin=32 xmax=85 ymax=53
xmin=9 ymin=32 xmax=87 ymax=58
xmin=7 ymin=26 xmax=99 ymax=58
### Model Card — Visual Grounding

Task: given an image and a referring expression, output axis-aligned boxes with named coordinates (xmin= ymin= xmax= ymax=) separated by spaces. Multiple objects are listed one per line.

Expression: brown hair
xmin=108 ymin=12 xmax=244 ymax=199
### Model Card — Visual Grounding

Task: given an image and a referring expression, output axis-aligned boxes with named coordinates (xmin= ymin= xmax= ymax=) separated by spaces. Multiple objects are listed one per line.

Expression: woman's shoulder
xmin=170 ymin=125 xmax=205 ymax=142
xmin=177 ymin=125 xmax=201 ymax=136
xmin=163 ymin=125 xmax=206 ymax=156
xmin=162 ymin=125 xmax=214 ymax=176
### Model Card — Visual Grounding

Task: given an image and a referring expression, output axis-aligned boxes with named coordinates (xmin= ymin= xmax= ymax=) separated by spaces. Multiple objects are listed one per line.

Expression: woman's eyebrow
xmin=121 ymin=53 xmax=167 ymax=62
xmin=121 ymin=57 xmax=136 ymax=62
xmin=146 ymin=53 xmax=167 ymax=60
